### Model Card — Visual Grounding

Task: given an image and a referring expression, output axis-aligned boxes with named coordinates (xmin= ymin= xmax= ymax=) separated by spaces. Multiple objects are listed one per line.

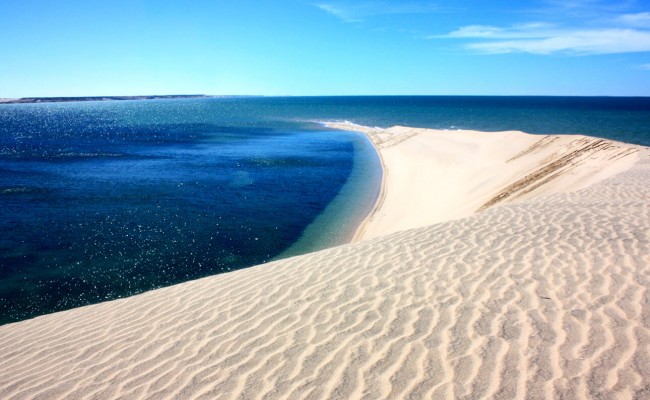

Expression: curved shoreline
xmin=350 ymin=133 xmax=387 ymax=243
xmin=350 ymin=157 xmax=386 ymax=242
xmin=320 ymin=121 xmax=394 ymax=243
xmin=318 ymin=121 xmax=388 ymax=243
xmin=349 ymin=131 xmax=385 ymax=243
xmin=276 ymin=127 xmax=382 ymax=258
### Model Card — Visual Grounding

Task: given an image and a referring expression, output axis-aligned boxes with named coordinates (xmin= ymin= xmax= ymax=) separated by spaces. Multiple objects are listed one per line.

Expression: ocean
xmin=1 ymin=96 xmax=649 ymax=324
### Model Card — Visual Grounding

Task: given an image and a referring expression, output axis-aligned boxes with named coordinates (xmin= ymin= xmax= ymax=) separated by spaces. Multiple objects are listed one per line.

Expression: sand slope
xmin=325 ymin=123 xmax=639 ymax=241
xmin=1 ymin=129 xmax=649 ymax=399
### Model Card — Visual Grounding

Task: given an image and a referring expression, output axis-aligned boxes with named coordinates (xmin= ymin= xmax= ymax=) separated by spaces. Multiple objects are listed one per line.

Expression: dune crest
xmin=325 ymin=122 xmax=639 ymax=241
xmin=1 ymin=126 xmax=649 ymax=399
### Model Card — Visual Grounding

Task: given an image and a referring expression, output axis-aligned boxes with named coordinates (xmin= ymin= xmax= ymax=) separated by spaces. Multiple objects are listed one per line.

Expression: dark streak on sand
xmin=480 ymin=137 xmax=638 ymax=211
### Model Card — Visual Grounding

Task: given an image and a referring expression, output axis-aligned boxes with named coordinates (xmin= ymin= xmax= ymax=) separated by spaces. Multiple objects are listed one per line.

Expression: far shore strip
xmin=0 ymin=125 xmax=648 ymax=399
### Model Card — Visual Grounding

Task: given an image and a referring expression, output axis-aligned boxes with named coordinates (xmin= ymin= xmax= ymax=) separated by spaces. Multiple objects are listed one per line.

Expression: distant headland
xmin=0 ymin=95 xmax=219 ymax=104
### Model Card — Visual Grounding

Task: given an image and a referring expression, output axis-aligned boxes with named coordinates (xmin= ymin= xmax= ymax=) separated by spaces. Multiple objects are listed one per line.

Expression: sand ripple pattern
xmin=1 ymin=158 xmax=649 ymax=399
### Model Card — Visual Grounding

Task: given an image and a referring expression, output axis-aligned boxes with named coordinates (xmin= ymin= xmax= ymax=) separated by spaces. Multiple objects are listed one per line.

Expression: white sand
xmin=0 ymin=126 xmax=648 ymax=399
xmin=325 ymin=123 xmax=640 ymax=240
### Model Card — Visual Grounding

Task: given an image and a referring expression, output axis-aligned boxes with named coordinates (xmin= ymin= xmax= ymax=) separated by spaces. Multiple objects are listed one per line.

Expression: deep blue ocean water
xmin=1 ymin=96 xmax=649 ymax=325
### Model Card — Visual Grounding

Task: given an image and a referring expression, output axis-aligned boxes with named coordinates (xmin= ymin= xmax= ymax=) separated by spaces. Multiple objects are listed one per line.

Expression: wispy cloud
xmin=618 ymin=12 xmax=650 ymax=27
xmin=314 ymin=1 xmax=444 ymax=23
xmin=439 ymin=23 xmax=556 ymax=39
xmin=314 ymin=4 xmax=362 ymax=23
xmin=532 ymin=0 xmax=637 ymax=18
xmin=463 ymin=28 xmax=650 ymax=55
xmin=317 ymin=0 xmax=650 ymax=57
xmin=435 ymin=8 xmax=650 ymax=56
xmin=636 ymin=63 xmax=650 ymax=70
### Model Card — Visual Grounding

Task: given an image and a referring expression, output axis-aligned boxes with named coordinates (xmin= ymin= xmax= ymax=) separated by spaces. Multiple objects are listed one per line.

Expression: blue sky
xmin=1 ymin=0 xmax=649 ymax=97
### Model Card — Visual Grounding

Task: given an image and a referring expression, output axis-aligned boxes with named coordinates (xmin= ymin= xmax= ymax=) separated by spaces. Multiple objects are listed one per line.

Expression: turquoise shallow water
xmin=0 ymin=96 xmax=648 ymax=325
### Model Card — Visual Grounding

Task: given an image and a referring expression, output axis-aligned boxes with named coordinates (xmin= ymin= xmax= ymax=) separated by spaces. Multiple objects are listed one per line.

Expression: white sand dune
xmin=0 ymin=126 xmax=648 ymax=399
xmin=325 ymin=123 xmax=640 ymax=241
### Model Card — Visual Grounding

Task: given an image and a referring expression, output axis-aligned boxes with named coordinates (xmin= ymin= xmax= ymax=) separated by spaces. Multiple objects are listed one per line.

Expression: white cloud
xmin=435 ymin=18 xmax=650 ymax=56
xmin=636 ymin=63 xmax=650 ymax=70
xmin=467 ymin=29 xmax=650 ymax=55
xmin=533 ymin=0 xmax=636 ymax=17
xmin=439 ymin=23 xmax=555 ymax=39
xmin=314 ymin=4 xmax=362 ymax=23
xmin=314 ymin=1 xmax=444 ymax=23
xmin=428 ymin=0 xmax=650 ymax=56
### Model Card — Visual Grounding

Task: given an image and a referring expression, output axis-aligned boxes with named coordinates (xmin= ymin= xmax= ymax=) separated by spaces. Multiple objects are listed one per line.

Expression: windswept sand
xmin=325 ymin=122 xmax=640 ymax=241
xmin=0 ymin=126 xmax=648 ymax=399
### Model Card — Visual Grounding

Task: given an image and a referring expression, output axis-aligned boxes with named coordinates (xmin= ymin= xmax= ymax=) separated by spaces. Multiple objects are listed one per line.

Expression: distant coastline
xmin=0 ymin=94 xmax=237 ymax=104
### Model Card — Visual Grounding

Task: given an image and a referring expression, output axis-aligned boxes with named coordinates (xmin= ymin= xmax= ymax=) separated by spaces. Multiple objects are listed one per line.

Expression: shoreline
xmin=324 ymin=122 xmax=389 ymax=243
xmin=351 ymin=130 xmax=387 ymax=243
xmin=276 ymin=127 xmax=382 ymax=258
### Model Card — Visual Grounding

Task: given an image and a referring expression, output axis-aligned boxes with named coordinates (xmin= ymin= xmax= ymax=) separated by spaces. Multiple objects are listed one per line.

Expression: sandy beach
xmin=1 ymin=125 xmax=648 ymax=399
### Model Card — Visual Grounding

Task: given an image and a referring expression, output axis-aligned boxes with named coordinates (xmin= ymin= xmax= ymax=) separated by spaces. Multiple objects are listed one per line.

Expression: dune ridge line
xmin=324 ymin=122 xmax=640 ymax=241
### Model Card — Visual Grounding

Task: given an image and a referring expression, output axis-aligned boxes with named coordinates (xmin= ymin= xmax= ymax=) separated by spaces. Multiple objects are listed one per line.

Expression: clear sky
xmin=1 ymin=0 xmax=650 ymax=97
